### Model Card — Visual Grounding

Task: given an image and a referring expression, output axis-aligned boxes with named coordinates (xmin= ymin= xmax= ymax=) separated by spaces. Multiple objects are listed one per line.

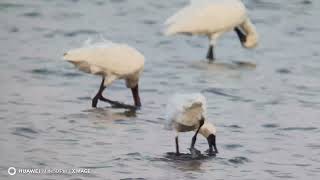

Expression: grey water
xmin=0 ymin=0 xmax=320 ymax=179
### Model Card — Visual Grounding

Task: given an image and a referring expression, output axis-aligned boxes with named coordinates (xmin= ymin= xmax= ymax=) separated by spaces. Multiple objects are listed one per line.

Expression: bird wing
xmin=64 ymin=42 xmax=145 ymax=77
xmin=178 ymin=102 xmax=204 ymax=126
xmin=165 ymin=0 xmax=247 ymax=35
xmin=165 ymin=0 xmax=216 ymax=25
xmin=166 ymin=93 xmax=206 ymax=129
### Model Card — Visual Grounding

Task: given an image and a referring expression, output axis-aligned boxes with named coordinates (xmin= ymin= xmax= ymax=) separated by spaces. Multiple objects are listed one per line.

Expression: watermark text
xmin=8 ymin=167 xmax=91 ymax=176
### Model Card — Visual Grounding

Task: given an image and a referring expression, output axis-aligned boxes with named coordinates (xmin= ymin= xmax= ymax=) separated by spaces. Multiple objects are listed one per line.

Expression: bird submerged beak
xmin=234 ymin=27 xmax=247 ymax=45
xmin=207 ymin=134 xmax=218 ymax=155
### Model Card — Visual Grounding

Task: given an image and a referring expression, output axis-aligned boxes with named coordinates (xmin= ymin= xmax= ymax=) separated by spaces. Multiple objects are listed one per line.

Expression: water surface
xmin=1 ymin=0 xmax=320 ymax=179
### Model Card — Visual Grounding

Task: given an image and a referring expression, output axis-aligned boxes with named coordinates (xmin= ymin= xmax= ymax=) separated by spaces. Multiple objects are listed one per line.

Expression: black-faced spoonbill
xmin=164 ymin=0 xmax=258 ymax=61
xmin=166 ymin=93 xmax=218 ymax=156
xmin=63 ymin=41 xmax=145 ymax=109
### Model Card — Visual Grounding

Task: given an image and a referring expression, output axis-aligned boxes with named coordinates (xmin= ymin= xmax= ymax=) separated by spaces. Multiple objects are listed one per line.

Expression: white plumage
xmin=64 ymin=41 xmax=145 ymax=88
xmin=166 ymin=93 xmax=207 ymax=128
xmin=63 ymin=40 xmax=145 ymax=108
xmin=165 ymin=0 xmax=245 ymax=36
xmin=164 ymin=0 xmax=258 ymax=61
xmin=166 ymin=93 xmax=218 ymax=155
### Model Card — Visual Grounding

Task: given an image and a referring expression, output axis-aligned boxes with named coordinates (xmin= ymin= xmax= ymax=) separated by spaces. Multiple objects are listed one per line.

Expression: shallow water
xmin=1 ymin=0 xmax=320 ymax=179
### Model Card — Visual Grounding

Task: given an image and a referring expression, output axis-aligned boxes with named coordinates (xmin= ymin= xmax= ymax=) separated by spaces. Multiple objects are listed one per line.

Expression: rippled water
xmin=1 ymin=0 xmax=320 ymax=179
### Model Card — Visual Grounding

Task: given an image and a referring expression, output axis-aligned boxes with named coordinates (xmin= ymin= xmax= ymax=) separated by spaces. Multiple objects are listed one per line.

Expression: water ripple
xmin=276 ymin=68 xmax=292 ymax=74
xmin=280 ymin=127 xmax=317 ymax=131
xmin=228 ymin=156 xmax=250 ymax=165
xmin=110 ymin=0 xmax=127 ymax=3
xmin=306 ymin=144 xmax=320 ymax=149
xmin=301 ymin=0 xmax=312 ymax=5
xmin=225 ymin=125 xmax=242 ymax=129
xmin=203 ymin=88 xmax=240 ymax=99
xmin=141 ymin=19 xmax=157 ymax=25
xmin=28 ymin=67 xmax=84 ymax=79
xmin=0 ymin=3 xmax=24 ymax=11
xmin=30 ymin=68 xmax=56 ymax=75
xmin=22 ymin=11 xmax=41 ymax=18
xmin=12 ymin=127 xmax=39 ymax=139
xmin=45 ymin=29 xmax=98 ymax=38
xmin=63 ymin=30 xmax=98 ymax=37
xmin=163 ymin=152 xmax=216 ymax=161
xmin=225 ymin=144 xmax=243 ymax=150
xmin=262 ymin=123 xmax=280 ymax=128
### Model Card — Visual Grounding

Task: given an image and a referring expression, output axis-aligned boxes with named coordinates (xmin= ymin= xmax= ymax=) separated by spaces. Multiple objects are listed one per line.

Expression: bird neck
xmin=241 ymin=18 xmax=258 ymax=48
xmin=199 ymin=122 xmax=216 ymax=138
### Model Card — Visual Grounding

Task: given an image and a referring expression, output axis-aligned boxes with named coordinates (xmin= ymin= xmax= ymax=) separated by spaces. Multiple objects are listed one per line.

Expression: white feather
xmin=63 ymin=40 xmax=145 ymax=87
xmin=166 ymin=93 xmax=207 ymax=130
xmin=165 ymin=0 xmax=246 ymax=35
xmin=164 ymin=0 xmax=258 ymax=48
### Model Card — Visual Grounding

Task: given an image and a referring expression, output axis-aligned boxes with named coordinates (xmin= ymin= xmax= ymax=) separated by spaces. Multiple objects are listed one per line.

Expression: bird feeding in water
xmin=164 ymin=0 xmax=258 ymax=61
xmin=63 ymin=40 xmax=145 ymax=109
xmin=165 ymin=93 xmax=218 ymax=156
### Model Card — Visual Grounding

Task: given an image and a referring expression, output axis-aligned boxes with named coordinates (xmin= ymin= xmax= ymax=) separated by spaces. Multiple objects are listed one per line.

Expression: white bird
xmin=166 ymin=93 xmax=218 ymax=156
xmin=63 ymin=40 xmax=145 ymax=108
xmin=164 ymin=0 xmax=258 ymax=61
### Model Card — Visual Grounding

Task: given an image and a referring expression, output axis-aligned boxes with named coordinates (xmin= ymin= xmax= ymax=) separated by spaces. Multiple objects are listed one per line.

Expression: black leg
xmin=175 ymin=136 xmax=180 ymax=156
xmin=99 ymin=96 xmax=121 ymax=106
xmin=206 ymin=45 xmax=215 ymax=62
xmin=98 ymin=96 xmax=136 ymax=109
xmin=190 ymin=118 xmax=205 ymax=149
xmin=207 ymin=137 xmax=214 ymax=154
xmin=213 ymin=135 xmax=218 ymax=153
xmin=131 ymin=84 xmax=141 ymax=107
xmin=92 ymin=77 xmax=106 ymax=108
xmin=206 ymin=134 xmax=218 ymax=155
xmin=92 ymin=77 xmax=139 ymax=110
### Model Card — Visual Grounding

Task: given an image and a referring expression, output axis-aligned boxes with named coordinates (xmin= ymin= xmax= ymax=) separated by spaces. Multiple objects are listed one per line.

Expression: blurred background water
xmin=0 ymin=0 xmax=320 ymax=179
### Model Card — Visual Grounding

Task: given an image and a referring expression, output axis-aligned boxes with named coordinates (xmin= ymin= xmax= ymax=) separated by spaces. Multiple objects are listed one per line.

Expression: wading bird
xmin=164 ymin=0 xmax=258 ymax=61
xmin=166 ymin=93 xmax=218 ymax=156
xmin=64 ymin=40 xmax=145 ymax=108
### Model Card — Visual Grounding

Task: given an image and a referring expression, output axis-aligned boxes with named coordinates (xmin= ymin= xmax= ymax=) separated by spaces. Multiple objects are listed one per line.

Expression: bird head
xmin=235 ymin=17 xmax=259 ymax=49
xmin=199 ymin=122 xmax=218 ymax=155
